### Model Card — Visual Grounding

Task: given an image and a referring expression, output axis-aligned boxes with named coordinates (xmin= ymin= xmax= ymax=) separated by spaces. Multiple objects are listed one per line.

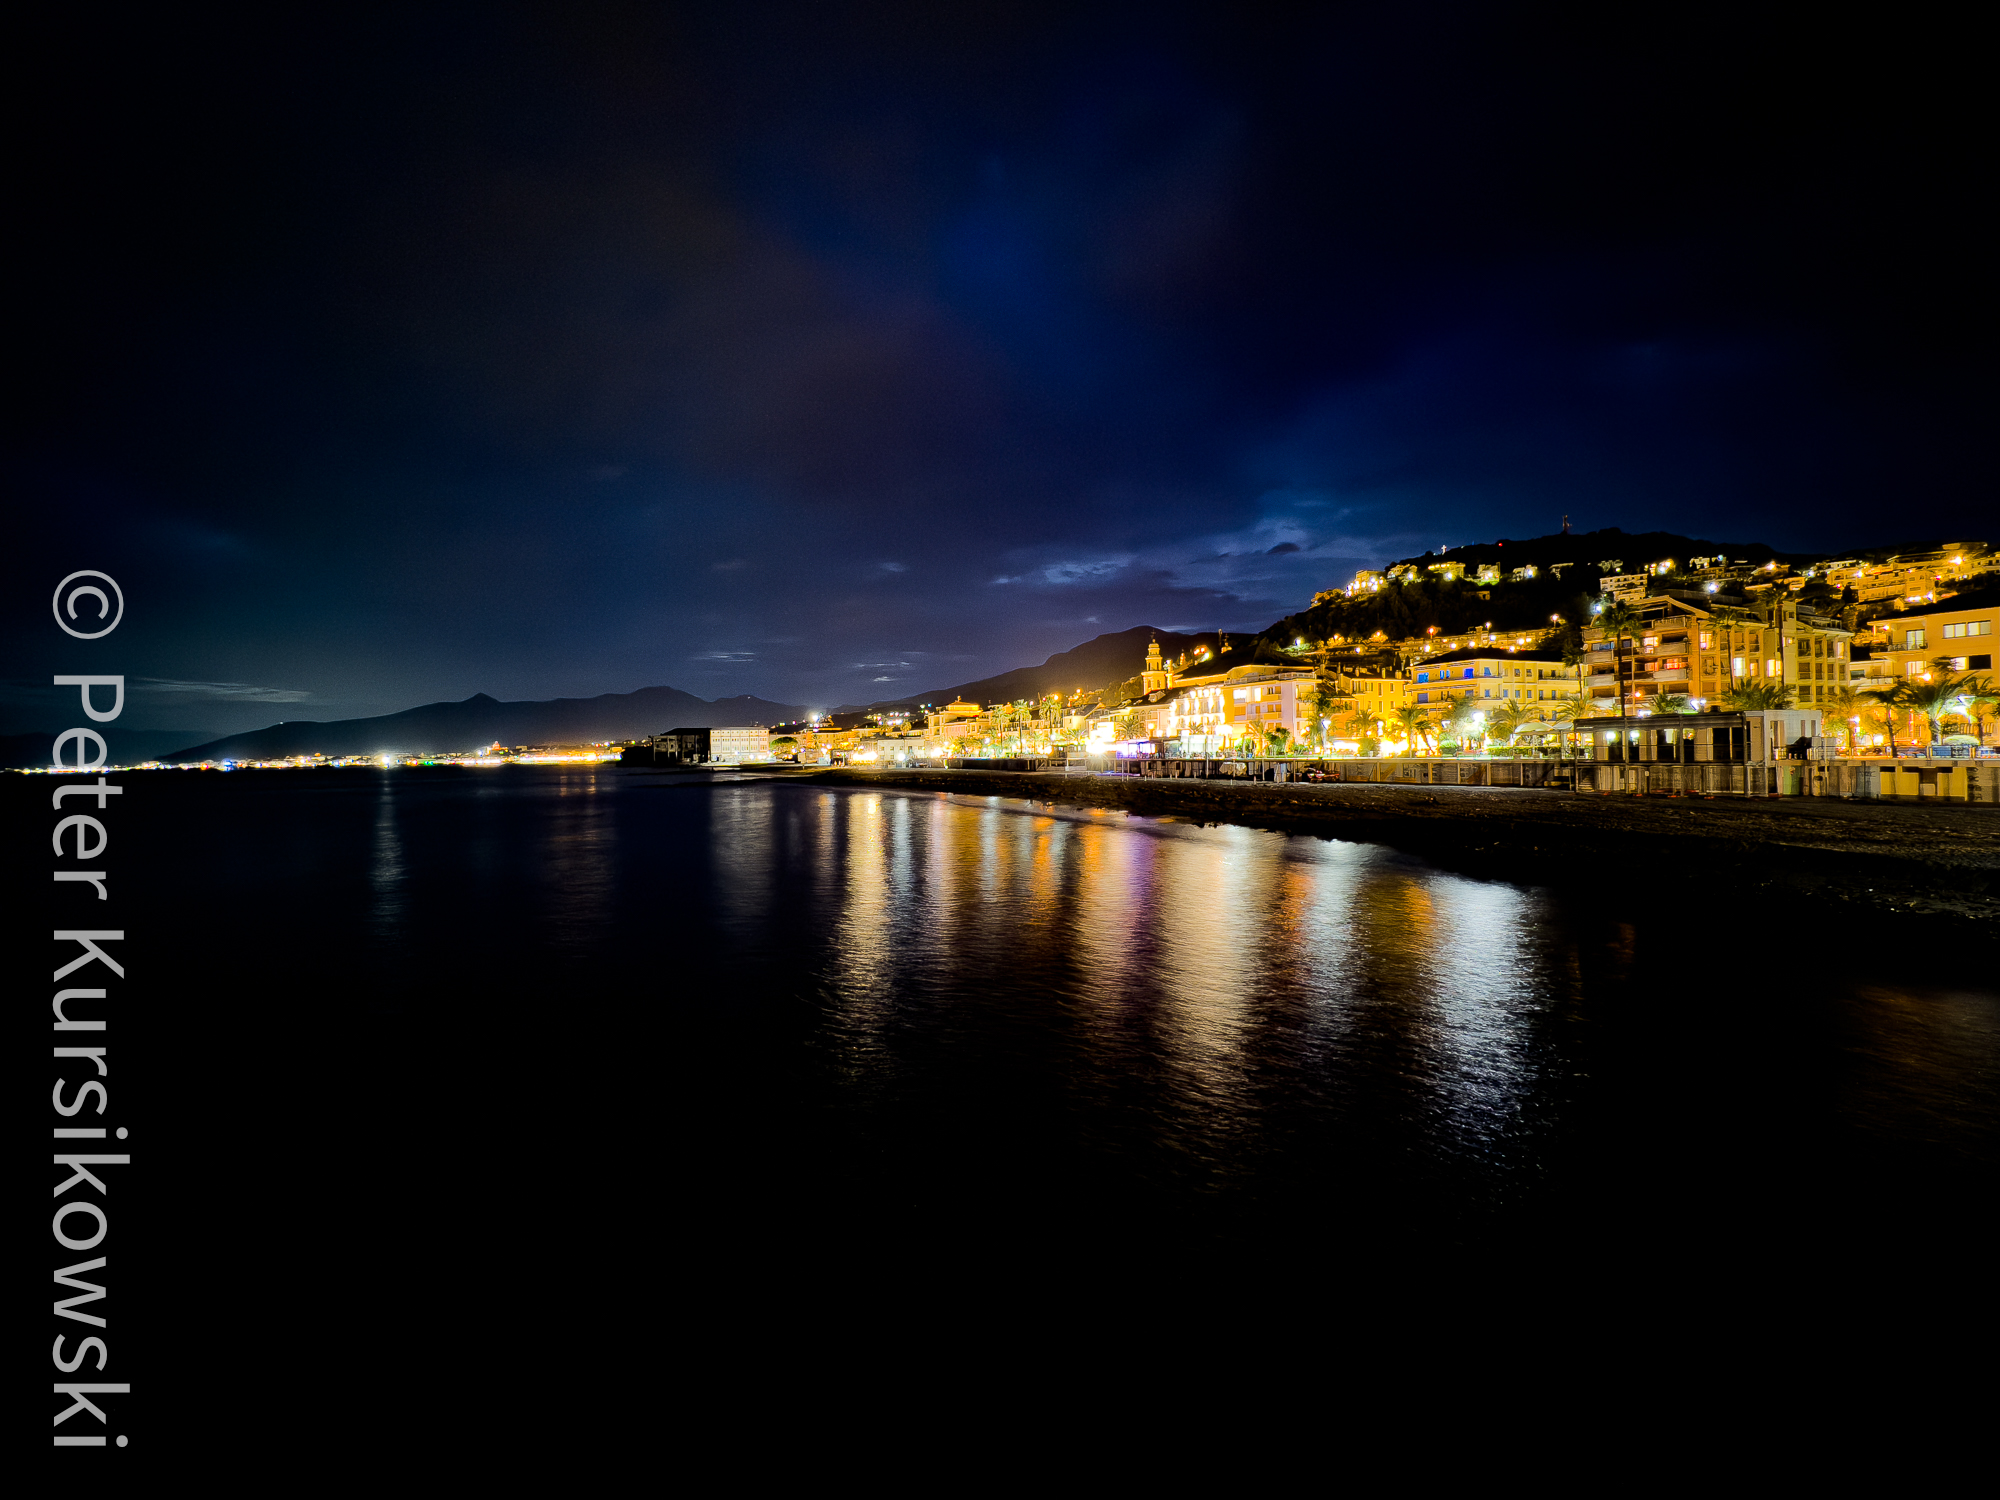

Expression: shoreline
xmin=779 ymin=766 xmax=2000 ymax=934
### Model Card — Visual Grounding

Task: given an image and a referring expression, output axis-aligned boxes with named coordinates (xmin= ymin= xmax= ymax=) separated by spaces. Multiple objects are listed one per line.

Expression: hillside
xmin=1261 ymin=527 xmax=1798 ymax=649
xmin=1381 ymin=526 xmax=1793 ymax=575
xmin=150 ymin=686 xmax=805 ymax=763
xmin=840 ymin=626 xmax=1218 ymax=711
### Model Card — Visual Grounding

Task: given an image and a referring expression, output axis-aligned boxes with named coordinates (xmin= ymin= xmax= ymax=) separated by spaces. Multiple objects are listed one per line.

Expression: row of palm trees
xmin=1308 ymin=670 xmax=1996 ymax=759
xmin=1844 ymin=663 xmax=1997 ymax=752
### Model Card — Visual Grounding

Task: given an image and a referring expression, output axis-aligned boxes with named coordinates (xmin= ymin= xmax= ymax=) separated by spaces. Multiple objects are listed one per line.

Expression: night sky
xmin=7 ymin=4 xmax=1986 ymax=733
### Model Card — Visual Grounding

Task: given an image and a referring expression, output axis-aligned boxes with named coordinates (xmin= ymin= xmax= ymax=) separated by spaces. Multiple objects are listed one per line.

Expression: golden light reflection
xmin=715 ymin=787 xmax=1554 ymax=1140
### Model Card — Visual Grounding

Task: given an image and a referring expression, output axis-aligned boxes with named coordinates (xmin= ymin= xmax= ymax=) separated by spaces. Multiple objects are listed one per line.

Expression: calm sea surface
xmin=30 ymin=760 xmax=1993 ymax=1447
xmin=110 ymin=764 xmax=1994 ymax=1258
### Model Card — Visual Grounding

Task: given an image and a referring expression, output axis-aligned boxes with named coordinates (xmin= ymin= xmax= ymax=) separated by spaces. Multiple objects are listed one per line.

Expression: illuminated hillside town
xmin=615 ymin=532 xmax=1998 ymax=798
xmin=45 ymin=532 xmax=1997 ymax=802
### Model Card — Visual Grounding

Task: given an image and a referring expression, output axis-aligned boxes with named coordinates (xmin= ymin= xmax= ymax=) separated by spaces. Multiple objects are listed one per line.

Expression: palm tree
xmin=1541 ymin=691 xmax=1590 ymax=760
xmin=1442 ymin=696 xmax=1485 ymax=753
xmin=1720 ymin=680 xmax=1795 ymax=711
xmin=1390 ymin=703 xmax=1436 ymax=755
xmin=1487 ymin=699 xmax=1536 ymax=750
xmin=1947 ymin=672 xmax=1997 ymax=748
xmin=1595 ymin=600 xmax=1647 ymax=717
xmin=1879 ymin=665 xmax=1998 ymax=749
xmin=1857 ymin=690 xmax=1900 ymax=755
xmin=1649 ymin=693 xmax=1696 ymax=715
xmin=1820 ymin=684 xmax=1871 ymax=751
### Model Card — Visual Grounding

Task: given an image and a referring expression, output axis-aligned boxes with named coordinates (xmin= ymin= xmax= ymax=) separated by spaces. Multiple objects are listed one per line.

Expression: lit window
xmin=1904 ymin=630 xmax=1926 ymax=649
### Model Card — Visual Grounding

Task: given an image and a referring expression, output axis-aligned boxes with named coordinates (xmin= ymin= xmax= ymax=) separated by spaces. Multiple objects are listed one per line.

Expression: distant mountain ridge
xmin=838 ymin=626 xmax=1218 ymax=712
xmin=151 ymin=686 xmax=805 ymax=763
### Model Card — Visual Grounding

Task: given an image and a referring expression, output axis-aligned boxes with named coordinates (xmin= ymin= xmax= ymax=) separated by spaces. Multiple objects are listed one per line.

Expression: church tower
xmin=1141 ymin=636 xmax=1171 ymax=695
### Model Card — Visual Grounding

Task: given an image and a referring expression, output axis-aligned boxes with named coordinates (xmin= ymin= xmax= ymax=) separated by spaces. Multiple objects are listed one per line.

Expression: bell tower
xmin=1141 ymin=636 xmax=1170 ymax=695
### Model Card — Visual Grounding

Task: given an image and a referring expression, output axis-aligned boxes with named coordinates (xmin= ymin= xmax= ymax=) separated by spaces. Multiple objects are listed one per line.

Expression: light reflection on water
xmin=168 ymin=766 xmax=1993 ymax=1244
xmin=706 ymin=786 xmax=1561 ymax=1184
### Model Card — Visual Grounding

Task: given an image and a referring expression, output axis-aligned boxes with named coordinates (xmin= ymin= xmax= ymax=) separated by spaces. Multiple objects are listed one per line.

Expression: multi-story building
xmin=1847 ymin=584 xmax=1999 ymax=689
xmin=1328 ymin=669 xmax=1414 ymax=729
xmin=1600 ymin=572 xmax=1649 ymax=602
xmin=1398 ymin=625 xmax=1563 ymax=671
xmin=1584 ymin=594 xmax=1853 ymax=711
xmin=1091 ymin=636 xmax=1317 ymax=753
xmin=627 ymin=725 xmax=771 ymax=765
xmin=1412 ymin=647 xmax=1571 ymax=707
xmin=1825 ymin=543 xmax=1992 ymax=606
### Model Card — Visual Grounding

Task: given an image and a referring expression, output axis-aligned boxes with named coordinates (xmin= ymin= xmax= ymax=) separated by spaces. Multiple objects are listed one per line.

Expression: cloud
xmin=873 ymin=675 xmax=892 ymax=681
xmin=693 ymin=651 xmax=757 ymax=661
xmin=1042 ymin=557 xmax=1131 ymax=584
xmin=137 ymin=678 xmax=312 ymax=703
xmin=1266 ymin=541 xmax=1301 ymax=554
xmin=878 ymin=561 xmax=907 ymax=573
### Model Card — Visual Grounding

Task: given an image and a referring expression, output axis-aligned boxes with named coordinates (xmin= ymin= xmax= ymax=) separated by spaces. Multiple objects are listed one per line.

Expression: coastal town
xmin=621 ymin=531 xmax=1999 ymax=802
xmin=56 ymin=530 xmax=1997 ymax=803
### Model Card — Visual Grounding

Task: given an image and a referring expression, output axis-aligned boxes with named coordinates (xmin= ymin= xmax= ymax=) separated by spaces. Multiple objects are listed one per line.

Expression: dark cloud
xmin=3 ymin=4 xmax=1985 ymax=723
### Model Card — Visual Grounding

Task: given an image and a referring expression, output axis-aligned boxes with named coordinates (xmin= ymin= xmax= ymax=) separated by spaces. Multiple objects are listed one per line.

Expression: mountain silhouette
xmin=156 ymin=686 xmax=804 ymax=762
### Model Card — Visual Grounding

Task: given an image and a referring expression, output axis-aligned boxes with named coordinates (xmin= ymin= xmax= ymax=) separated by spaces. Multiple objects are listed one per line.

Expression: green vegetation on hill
xmin=1264 ymin=572 xmax=1604 ymax=648
xmin=1261 ymin=527 xmax=1795 ymax=650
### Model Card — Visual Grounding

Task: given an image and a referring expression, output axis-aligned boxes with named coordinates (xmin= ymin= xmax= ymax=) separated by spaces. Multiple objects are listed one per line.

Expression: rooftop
xmin=1418 ymin=645 xmax=1567 ymax=665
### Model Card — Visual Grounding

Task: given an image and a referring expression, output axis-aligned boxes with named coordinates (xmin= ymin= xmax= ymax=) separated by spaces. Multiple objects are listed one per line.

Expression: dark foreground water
xmin=27 ymin=763 xmax=1999 ymax=1452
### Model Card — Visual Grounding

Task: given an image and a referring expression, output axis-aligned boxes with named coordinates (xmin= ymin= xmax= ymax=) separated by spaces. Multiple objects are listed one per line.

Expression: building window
xmin=1905 ymin=630 xmax=1926 ymax=649
xmin=1943 ymin=621 xmax=1991 ymax=639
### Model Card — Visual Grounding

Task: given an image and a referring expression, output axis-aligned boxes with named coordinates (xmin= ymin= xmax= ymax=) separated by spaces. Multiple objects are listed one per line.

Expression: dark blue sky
xmin=7 ymin=3 xmax=1987 ymax=731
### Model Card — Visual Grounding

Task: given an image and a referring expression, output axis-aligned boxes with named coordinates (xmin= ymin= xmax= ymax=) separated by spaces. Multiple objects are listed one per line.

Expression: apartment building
xmin=1412 ymin=647 xmax=1573 ymax=706
xmin=1105 ymin=665 xmax=1316 ymax=753
xmin=1847 ymin=584 xmax=1999 ymax=689
xmin=1824 ymin=543 xmax=1991 ymax=605
xmin=1586 ymin=594 xmax=1852 ymax=710
xmin=1329 ymin=669 xmax=1415 ymax=727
